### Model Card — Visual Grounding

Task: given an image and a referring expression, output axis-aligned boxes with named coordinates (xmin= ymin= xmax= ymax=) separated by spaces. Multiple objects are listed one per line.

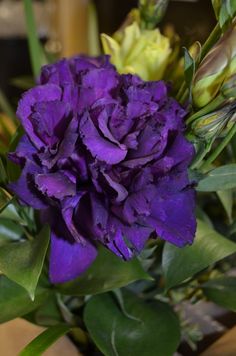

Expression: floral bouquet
xmin=1 ymin=0 xmax=236 ymax=354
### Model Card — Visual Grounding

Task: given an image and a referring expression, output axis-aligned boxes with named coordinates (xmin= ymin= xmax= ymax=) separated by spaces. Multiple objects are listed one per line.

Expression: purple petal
xmin=35 ymin=172 xmax=76 ymax=199
xmin=40 ymin=59 xmax=73 ymax=85
xmin=102 ymin=172 xmax=128 ymax=203
xmin=62 ymin=194 xmax=87 ymax=243
xmin=106 ymin=234 xmax=132 ymax=260
xmin=79 ymin=112 xmax=127 ymax=164
xmin=40 ymin=117 xmax=78 ymax=169
xmin=16 ymin=84 xmax=62 ymax=149
xmin=8 ymin=135 xmax=37 ymax=165
xmin=97 ymin=109 xmax=126 ymax=149
xmin=122 ymin=224 xmax=152 ymax=253
xmin=9 ymin=162 xmax=47 ymax=209
xmin=31 ymin=100 xmax=71 ymax=147
xmin=148 ymin=173 xmax=196 ymax=246
xmin=82 ymin=68 xmax=119 ymax=96
xmin=49 ymin=230 xmax=97 ymax=283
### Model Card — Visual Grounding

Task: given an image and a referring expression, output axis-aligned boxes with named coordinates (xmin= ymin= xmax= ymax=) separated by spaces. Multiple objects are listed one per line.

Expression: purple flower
xmin=9 ymin=55 xmax=196 ymax=283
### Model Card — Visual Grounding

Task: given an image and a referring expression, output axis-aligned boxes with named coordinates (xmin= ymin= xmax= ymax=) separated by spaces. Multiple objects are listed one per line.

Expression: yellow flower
xmin=101 ymin=21 xmax=171 ymax=81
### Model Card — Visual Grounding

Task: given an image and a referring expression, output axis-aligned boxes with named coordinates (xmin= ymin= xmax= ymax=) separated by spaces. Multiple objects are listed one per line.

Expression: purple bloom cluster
xmin=10 ymin=55 xmax=196 ymax=283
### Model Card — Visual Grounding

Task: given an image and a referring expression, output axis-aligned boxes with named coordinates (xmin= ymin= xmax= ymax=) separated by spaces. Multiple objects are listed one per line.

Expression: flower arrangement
xmin=0 ymin=0 xmax=236 ymax=354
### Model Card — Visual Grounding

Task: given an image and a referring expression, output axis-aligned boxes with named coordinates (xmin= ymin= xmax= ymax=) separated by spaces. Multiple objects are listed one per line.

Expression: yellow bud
xmin=101 ymin=21 xmax=171 ymax=81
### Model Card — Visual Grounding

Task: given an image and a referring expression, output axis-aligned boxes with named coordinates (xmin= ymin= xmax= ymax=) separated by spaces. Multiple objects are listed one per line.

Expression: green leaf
xmin=11 ymin=75 xmax=35 ymax=90
xmin=217 ymin=189 xmax=233 ymax=223
xmin=84 ymin=291 xmax=180 ymax=356
xmin=196 ymin=206 xmax=213 ymax=228
xmin=19 ymin=324 xmax=70 ymax=356
xmin=219 ymin=0 xmax=236 ymax=28
xmin=0 ymin=188 xmax=12 ymax=213
xmin=197 ymin=164 xmax=236 ymax=191
xmin=183 ymin=47 xmax=195 ymax=89
xmin=0 ymin=218 xmax=23 ymax=245
xmin=219 ymin=2 xmax=230 ymax=28
xmin=202 ymin=276 xmax=236 ymax=311
xmin=0 ymin=203 xmax=25 ymax=224
xmin=7 ymin=125 xmax=24 ymax=182
xmin=57 ymin=247 xmax=151 ymax=296
xmin=162 ymin=220 xmax=236 ymax=290
xmin=0 ymin=158 xmax=7 ymax=184
xmin=0 ymin=226 xmax=50 ymax=299
xmin=212 ymin=0 xmax=236 ymax=28
xmin=32 ymin=294 xmax=63 ymax=326
xmin=23 ymin=0 xmax=45 ymax=78
xmin=0 ymin=276 xmax=49 ymax=323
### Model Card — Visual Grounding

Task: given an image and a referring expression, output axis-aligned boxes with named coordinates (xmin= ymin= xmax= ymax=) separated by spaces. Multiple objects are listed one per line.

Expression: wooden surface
xmin=201 ymin=326 xmax=236 ymax=356
xmin=48 ymin=0 xmax=89 ymax=57
xmin=0 ymin=318 xmax=78 ymax=356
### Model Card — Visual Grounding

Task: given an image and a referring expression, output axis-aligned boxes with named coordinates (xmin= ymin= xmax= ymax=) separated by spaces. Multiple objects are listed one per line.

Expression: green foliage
xmin=23 ymin=0 xmax=46 ymax=78
xmin=0 ymin=158 xmax=7 ymax=184
xmin=202 ymin=276 xmax=236 ymax=311
xmin=84 ymin=291 xmax=180 ymax=356
xmin=0 ymin=276 xmax=50 ymax=324
xmin=212 ymin=0 xmax=236 ymax=29
xmin=7 ymin=125 xmax=24 ymax=182
xmin=57 ymin=247 xmax=151 ymax=296
xmin=0 ymin=2 xmax=236 ymax=355
xmin=0 ymin=188 xmax=12 ymax=213
xmin=183 ymin=47 xmax=195 ymax=101
xmin=0 ymin=226 xmax=50 ymax=299
xmin=0 ymin=218 xmax=24 ymax=246
xmin=19 ymin=324 xmax=71 ymax=356
xmin=197 ymin=164 xmax=236 ymax=191
xmin=162 ymin=220 xmax=236 ymax=290
xmin=217 ymin=189 xmax=233 ymax=223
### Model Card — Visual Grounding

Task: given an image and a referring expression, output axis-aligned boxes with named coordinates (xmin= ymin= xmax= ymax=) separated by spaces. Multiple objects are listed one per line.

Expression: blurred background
xmin=2 ymin=2 xmax=236 ymax=356
xmin=0 ymin=0 xmax=216 ymax=106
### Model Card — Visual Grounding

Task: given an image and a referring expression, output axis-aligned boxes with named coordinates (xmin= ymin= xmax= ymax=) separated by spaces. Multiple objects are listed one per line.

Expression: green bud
xmin=221 ymin=73 xmax=236 ymax=98
xmin=192 ymin=20 xmax=236 ymax=108
xmin=139 ymin=0 xmax=169 ymax=29
xmin=192 ymin=103 xmax=236 ymax=140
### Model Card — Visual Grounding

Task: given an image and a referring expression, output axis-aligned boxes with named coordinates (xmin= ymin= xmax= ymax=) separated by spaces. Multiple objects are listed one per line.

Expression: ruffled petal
xmin=35 ymin=172 xmax=76 ymax=199
xmin=49 ymin=230 xmax=97 ymax=283
xmin=16 ymin=84 xmax=62 ymax=149
xmin=148 ymin=173 xmax=196 ymax=246
xmin=9 ymin=162 xmax=47 ymax=209
xmin=79 ymin=112 xmax=127 ymax=164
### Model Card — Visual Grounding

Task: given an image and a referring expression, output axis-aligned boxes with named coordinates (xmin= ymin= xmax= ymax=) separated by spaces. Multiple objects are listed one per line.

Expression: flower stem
xmin=190 ymin=139 xmax=214 ymax=170
xmin=200 ymin=23 xmax=221 ymax=61
xmin=176 ymin=82 xmax=187 ymax=102
xmin=186 ymin=95 xmax=226 ymax=125
xmin=200 ymin=124 xmax=236 ymax=170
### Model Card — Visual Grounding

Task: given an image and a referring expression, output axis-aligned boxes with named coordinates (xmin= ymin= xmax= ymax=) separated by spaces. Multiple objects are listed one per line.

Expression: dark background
xmin=0 ymin=0 xmax=215 ymax=105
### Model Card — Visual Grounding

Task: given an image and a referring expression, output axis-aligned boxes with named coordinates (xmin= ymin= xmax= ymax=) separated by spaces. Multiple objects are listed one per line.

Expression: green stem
xmin=200 ymin=124 xmax=236 ymax=170
xmin=179 ymin=89 xmax=189 ymax=105
xmin=176 ymin=81 xmax=187 ymax=102
xmin=23 ymin=0 xmax=42 ymax=78
xmin=200 ymin=23 xmax=221 ymax=61
xmin=186 ymin=94 xmax=226 ymax=125
xmin=190 ymin=139 xmax=214 ymax=170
